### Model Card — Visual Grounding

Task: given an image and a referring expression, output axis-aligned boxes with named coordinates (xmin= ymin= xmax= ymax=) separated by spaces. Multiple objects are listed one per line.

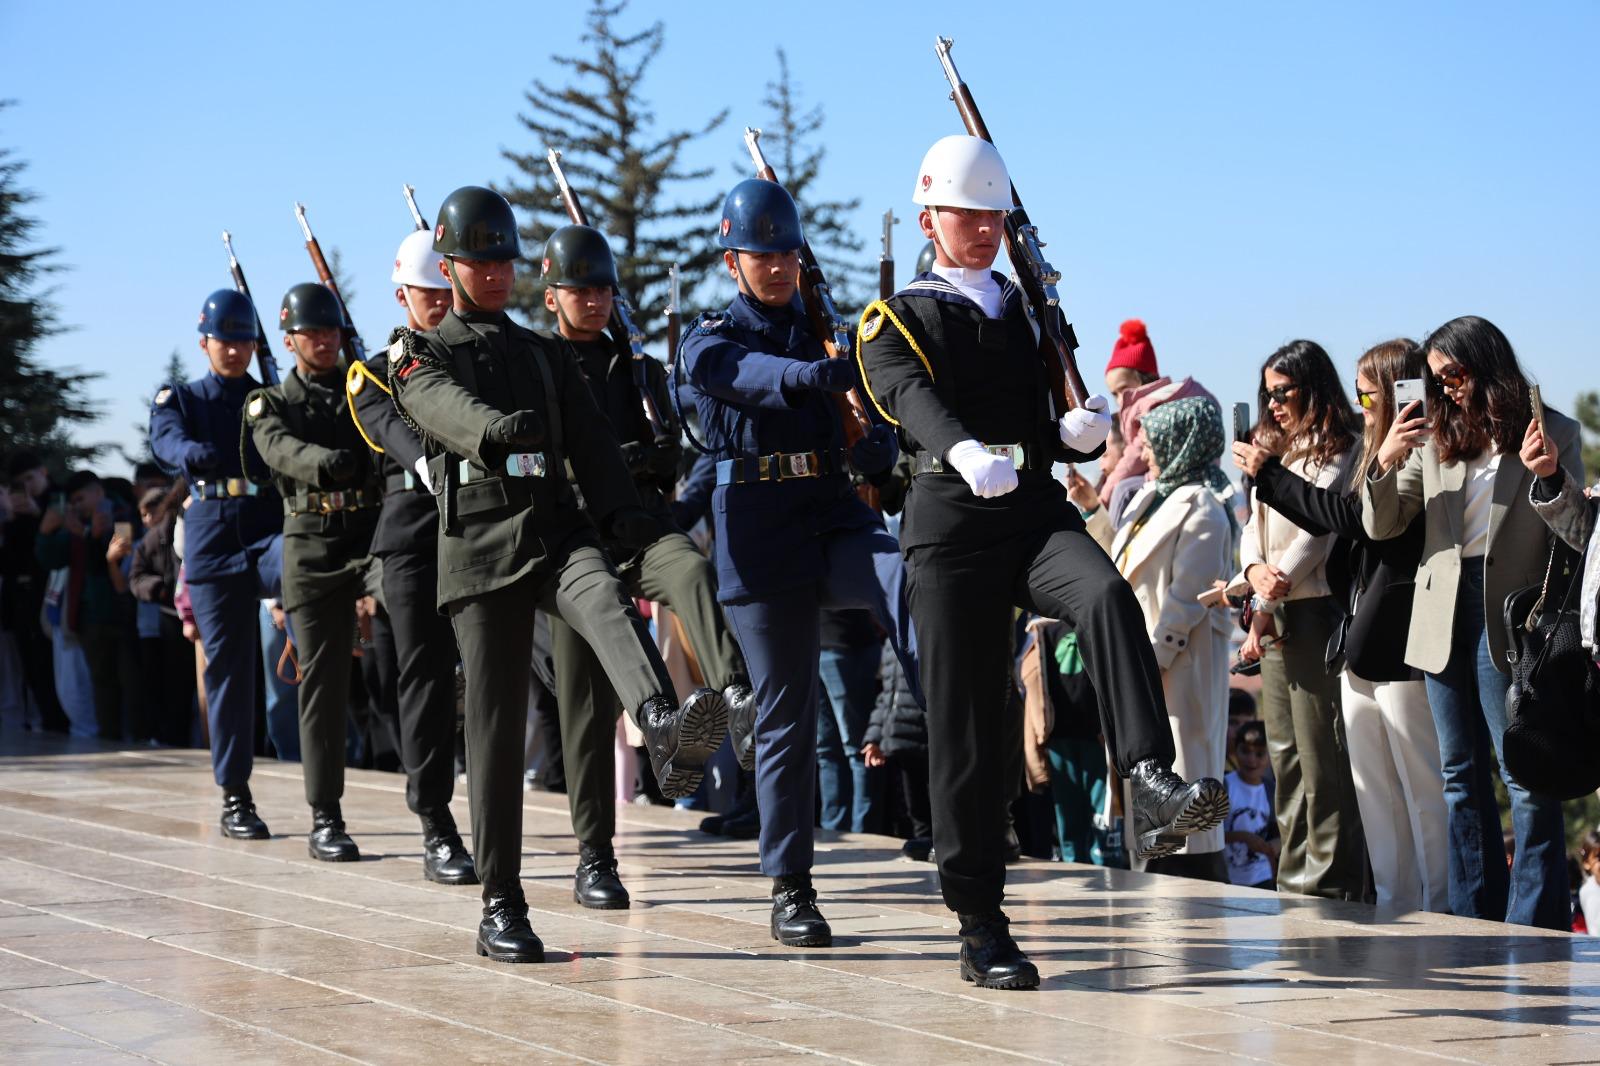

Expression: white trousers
xmin=1339 ymin=672 xmax=1449 ymax=913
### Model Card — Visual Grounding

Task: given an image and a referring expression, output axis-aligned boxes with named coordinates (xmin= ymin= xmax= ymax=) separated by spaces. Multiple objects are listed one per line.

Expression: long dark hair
xmin=1353 ymin=338 xmax=1423 ymax=483
xmin=1253 ymin=339 xmax=1358 ymax=471
xmin=1423 ymin=316 xmax=1531 ymax=465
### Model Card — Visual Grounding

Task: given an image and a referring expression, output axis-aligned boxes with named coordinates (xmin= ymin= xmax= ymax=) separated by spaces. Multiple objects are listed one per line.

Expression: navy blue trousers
xmin=724 ymin=523 xmax=920 ymax=877
xmin=187 ymin=534 xmax=282 ymax=789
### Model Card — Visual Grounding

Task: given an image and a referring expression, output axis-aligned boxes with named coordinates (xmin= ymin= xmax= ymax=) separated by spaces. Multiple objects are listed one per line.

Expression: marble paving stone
xmin=0 ymin=1009 xmax=152 ymax=1065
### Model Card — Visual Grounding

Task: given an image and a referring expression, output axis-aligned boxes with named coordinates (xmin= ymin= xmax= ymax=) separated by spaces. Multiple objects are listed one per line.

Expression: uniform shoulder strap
xmin=854 ymin=295 xmax=941 ymax=428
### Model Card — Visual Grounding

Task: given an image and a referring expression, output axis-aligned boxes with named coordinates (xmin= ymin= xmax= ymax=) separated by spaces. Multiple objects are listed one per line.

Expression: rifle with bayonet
xmin=742 ymin=126 xmax=873 ymax=447
xmin=933 ymin=36 xmax=1089 ymax=412
xmin=879 ymin=210 xmax=898 ymax=302
xmin=545 ymin=148 xmax=672 ymax=437
xmin=664 ymin=264 xmax=681 ymax=362
xmin=402 ymin=183 xmax=429 ymax=232
xmin=292 ymin=201 xmax=367 ymax=367
xmin=220 ymin=230 xmax=281 ymax=386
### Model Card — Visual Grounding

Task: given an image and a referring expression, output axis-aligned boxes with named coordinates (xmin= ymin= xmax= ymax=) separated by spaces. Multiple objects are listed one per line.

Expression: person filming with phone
xmin=1364 ymin=315 xmax=1583 ymax=930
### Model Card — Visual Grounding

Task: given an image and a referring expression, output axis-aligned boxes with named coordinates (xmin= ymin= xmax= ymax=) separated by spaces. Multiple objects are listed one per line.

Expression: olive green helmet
xmin=541 ymin=225 xmax=618 ymax=288
xmin=432 ymin=185 xmax=521 ymax=261
xmin=915 ymin=240 xmax=938 ymax=276
xmin=279 ymin=282 xmax=344 ymax=332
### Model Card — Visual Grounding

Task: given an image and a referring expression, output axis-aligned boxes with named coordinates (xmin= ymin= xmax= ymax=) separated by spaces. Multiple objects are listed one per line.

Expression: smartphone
xmin=1393 ymin=378 xmax=1427 ymax=421
xmin=1232 ymin=402 xmax=1251 ymax=444
xmin=1530 ymin=384 xmax=1550 ymax=449
xmin=113 ymin=521 xmax=134 ymax=543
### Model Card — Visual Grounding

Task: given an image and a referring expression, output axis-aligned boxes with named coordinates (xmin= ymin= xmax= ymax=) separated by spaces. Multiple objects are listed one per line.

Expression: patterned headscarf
xmin=1139 ymin=396 xmax=1236 ymax=519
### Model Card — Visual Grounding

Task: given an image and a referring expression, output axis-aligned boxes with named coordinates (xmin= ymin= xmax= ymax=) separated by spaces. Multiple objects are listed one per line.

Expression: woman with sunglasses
xmin=1365 ymin=315 xmax=1582 ymax=929
xmin=1235 ymin=340 xmax=1447 ymax=914
xmin=1236 ymin=339 xmax=1366 ymax=900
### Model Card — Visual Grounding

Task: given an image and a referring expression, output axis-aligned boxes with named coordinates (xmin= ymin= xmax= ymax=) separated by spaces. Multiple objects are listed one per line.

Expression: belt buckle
xmin=989 ymin=444 xmax=1023 ymax=469
xmin=780 ymin=452 xmax=818 ymax=479
xmin=224 ymin=477 xmax=247 ymax=497
xmin=324 ymin=491 xmax=345 ymax=512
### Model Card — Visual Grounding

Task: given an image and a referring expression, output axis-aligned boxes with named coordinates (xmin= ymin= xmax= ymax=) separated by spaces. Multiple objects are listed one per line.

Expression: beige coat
xmin=1108 ymin=483 xmax=1236 ymax=852
xmin=1362 ymin=407 xmax=1583 ymax=674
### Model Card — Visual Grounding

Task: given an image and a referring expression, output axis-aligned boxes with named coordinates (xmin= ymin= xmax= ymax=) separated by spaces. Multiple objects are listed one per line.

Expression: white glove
xmin=413 ymin=456 xmax=435 ymax=493
xmin=947 ymin=439 xmax=1018 ymax=499
xmin=1058 ymin=394 xmax=1113 ymax=452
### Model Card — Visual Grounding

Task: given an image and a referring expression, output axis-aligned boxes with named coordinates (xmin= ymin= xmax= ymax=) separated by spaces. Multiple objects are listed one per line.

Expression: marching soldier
xmin=151 ymin=291 xmax=284 ymax=838
xmin=856 ymin=135 xmax=1227 ymax=989
xmin=246 ymin=282 xmax=382 ymax=862
xmin=389 ymin=185 xmax=727 ymax=963
xmin=539 ymin=223 xmax=756 ymax=908
xmin=345 ymin=231 xmax=476 ymax=885
xmin=678 ymin=180 xmax=915 ymax=949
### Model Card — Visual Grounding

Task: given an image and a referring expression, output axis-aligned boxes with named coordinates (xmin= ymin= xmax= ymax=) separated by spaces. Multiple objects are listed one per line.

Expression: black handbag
xmin=1502 ymin=541 xmax=1600 ymax=800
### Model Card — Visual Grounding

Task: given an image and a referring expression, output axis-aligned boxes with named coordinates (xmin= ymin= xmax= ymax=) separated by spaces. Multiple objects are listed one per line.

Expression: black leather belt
xmin=284 ymin=488 xmax=379 ymax=516
xmin=191 ymin=478 xmax=263 ymax=500
xmin=386 ymin=471 xmax=429 ymax=494
xmin=914 ymin=443 xmax=1034 ymax=476
xmin=716 ymin=450 xmax=844 ymax=486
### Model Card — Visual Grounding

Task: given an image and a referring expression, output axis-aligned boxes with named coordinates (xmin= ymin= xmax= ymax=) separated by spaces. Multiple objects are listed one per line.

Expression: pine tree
xmin=750 ymin=48 xmax=868 ymax=312
xmin=0 ymin=102 xmax=98 ymax=476
xmin=122 ymin=350 xmax=191 ymax=464
xmin=497 ymin=0 xmax=727 ymax=341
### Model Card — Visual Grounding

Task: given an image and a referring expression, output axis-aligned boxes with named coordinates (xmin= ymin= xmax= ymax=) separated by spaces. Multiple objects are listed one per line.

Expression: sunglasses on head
xmin=1434 ymin=362 xmax=1468 ymax=388
xmin=1265 ymin=384 xmax=1299 ymax=405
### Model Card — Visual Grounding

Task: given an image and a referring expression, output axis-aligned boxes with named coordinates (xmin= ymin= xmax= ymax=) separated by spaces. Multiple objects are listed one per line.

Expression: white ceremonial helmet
xmin=392 ymin=230 xmax=450 ymax=289
xmin=912 ymin=135 xmax=1013 ymax=211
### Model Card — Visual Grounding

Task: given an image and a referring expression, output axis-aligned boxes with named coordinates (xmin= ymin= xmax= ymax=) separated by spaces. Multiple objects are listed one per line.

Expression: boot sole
xmin=772 ymin=929 xmax=833 ymax=948
xmin=475 ymin=941 xmax=545 ymax=964
xmin=308 ymin=847 xmax=361 ymax=862
xmin=1133 ymin=778 xmax=1230 ymax=861
xmin=960 ymin=959 xmax=1040 ymax=990
xmin=574 ymin=891 xmax=631 ymax=910
xmin=425 ymin=867 xmax=481 ymax=886
xmin=655 ymin=689 xmax=729 ymax=800
xmin=220 ymin=826 xmax=270 ymax=841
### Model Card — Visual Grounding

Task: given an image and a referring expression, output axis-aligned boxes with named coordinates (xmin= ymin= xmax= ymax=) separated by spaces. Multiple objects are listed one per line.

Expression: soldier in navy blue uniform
xmin=678 ymin=179 xmax=916 ymax=948
xmin=149 ymin=290 xmax=283 ymax=839
xmin=857 ymin=136 xmax=1227 ymax=989
xmin=345 ymin=230 xmax=476 ymax=885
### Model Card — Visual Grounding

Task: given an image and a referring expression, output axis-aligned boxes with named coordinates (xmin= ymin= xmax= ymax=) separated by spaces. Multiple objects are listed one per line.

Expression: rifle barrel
xmin=402 ymin=184 xmax=428 ymax=231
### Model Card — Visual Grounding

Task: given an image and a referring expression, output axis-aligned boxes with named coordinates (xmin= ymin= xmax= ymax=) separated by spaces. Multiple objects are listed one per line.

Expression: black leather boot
xmin=219 ymin=785 xmax=270 ymax=840
xmin=307 ymin=804 xmax=360 ymax=862
xmin=573 ymin=842 xmax=630 ymax=909
xmin=723 ymin=681 xmax=758 ymax=772
xmin=958 ymin=911 xmax=1038 ymax=990
xmin=419 ymin=808 xmax=478 ymax=885
xmin=770 ymin=874 xmax=832 ymax=947
xmin=640 ymin=687 xmax=728 ymax=800
xmin=476 ymin=882 xmax=544 ymax=963
xmin=1128 ymin=758 xmax=1228 ymax=861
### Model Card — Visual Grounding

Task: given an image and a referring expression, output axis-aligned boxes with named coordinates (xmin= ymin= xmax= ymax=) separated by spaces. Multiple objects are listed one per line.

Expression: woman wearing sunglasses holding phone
xmin=1365 ymin=315 xmax=1583 ymax=929
xmin=1236 ymin=340 xmax=1366 ymax=900
xmin=1236 ymin=340 xmax=1447 ymax=914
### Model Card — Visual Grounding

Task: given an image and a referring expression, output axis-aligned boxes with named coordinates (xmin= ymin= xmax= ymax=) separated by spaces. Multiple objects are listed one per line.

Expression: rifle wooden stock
xmin=293 ymin=203 xmax=367 ymax=368
xmin=545 ymin=149 xmax=670 ymax=436
xmin=934 ymin=37 xmax=1089 ymax=411
xmin=742 ymin=128 xmax=872 ymax=447
xmin=220 ymin=230 xmax=281 ymax=387
xmin=665 ymin=263 xmax=681 ymax=363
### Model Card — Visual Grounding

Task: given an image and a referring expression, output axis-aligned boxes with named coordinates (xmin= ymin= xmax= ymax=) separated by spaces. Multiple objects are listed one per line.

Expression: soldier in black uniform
xmin=389 ymin=186 xmax=727 ymax=963
xmin=246 ymin=282 xmax=381 ymax=862
xmin=540 ymin=224 xmax=756 ymax=908
xmin=857 ymin=136 xmax=1226 ymax=990
xmin=345 ymin=230 xmax=476 ymax=885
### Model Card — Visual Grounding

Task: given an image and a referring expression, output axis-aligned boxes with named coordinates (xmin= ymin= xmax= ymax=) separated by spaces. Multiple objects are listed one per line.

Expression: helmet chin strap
xmin=928 ymin=208 xmax=954 ymax=267
xmin=445 ymin=258 xmax=484 ymax=313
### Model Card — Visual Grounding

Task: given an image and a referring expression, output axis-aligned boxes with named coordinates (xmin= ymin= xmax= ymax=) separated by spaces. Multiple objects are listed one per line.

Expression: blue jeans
xmin=1424 ymin=557 xmax=1567 ymax=929
xmin=817 ymin=640 xmax=883 ymax=833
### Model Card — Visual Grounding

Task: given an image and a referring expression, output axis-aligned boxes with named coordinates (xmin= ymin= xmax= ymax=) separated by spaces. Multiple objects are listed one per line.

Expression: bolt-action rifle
xmin=292 ymin=201 xmax=367 ymax=368
xmin=879 ymin=210 xmax=898 ymax=302
xmin=934 ymin=36 xmax=1089 ymax=412
xmin=220 ymin=230 xmax=281 ymax=386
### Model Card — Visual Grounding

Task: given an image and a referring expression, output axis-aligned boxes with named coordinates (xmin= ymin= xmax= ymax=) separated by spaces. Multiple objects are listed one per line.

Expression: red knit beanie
xmin=1106 ymin=318 xmax=1158 ymax=377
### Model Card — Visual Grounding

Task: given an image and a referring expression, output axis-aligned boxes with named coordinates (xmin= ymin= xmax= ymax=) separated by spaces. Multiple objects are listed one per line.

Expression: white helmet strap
xmin=928 ymin=208 xmax=953 ymax=266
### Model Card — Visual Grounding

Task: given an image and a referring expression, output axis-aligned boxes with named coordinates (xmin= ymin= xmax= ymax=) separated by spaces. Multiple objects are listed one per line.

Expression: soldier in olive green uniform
xmin=389 ymin=186 xmax=727 ymax=964
xmin=246 ymin=282 xmax=381 ymax=862
xmin=539 ymin=224 xmax=756 ymax=910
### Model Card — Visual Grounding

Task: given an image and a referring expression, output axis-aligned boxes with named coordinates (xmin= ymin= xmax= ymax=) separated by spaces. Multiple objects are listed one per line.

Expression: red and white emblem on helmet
xmin=720 ymin=218 xmax=731 ymax=236
xmin=920 ymin=174 xmax=932 ymax=190
xmin=541 ymin=257 xmax=551 ymax=275
xmin=279 ymin=307 xmax=289 ymax=321
xmin=435 ymin=223 xmax=446 ymax=242
xmin=394 ymin=259 xmax=402 ymax=270
xmin=197 ymin=312 xmax=205 ymax=323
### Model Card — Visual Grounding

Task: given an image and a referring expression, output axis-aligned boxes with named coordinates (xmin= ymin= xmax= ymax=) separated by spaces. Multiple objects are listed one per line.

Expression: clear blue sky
xmin=4 ymin=1 xmax=1597 ymax=468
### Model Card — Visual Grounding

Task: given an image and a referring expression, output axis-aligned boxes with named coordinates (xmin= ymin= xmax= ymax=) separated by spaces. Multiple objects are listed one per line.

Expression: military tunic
xmin=248 ymin=367 xmax=381 ymax=808
xmin=390 ymin=308 xmax=675 ymax=891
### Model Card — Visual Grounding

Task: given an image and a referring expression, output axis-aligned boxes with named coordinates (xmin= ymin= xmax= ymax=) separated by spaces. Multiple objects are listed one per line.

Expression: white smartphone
xmin=1393 ymin=378 xmax=1427 ymax=421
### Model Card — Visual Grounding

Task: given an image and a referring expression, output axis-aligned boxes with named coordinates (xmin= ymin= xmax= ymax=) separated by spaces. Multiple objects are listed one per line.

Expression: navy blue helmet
xmin=197 ymin=289 xmax=258 ymax=342
xmin=716 ymin=179 xmax=803 ymax=253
